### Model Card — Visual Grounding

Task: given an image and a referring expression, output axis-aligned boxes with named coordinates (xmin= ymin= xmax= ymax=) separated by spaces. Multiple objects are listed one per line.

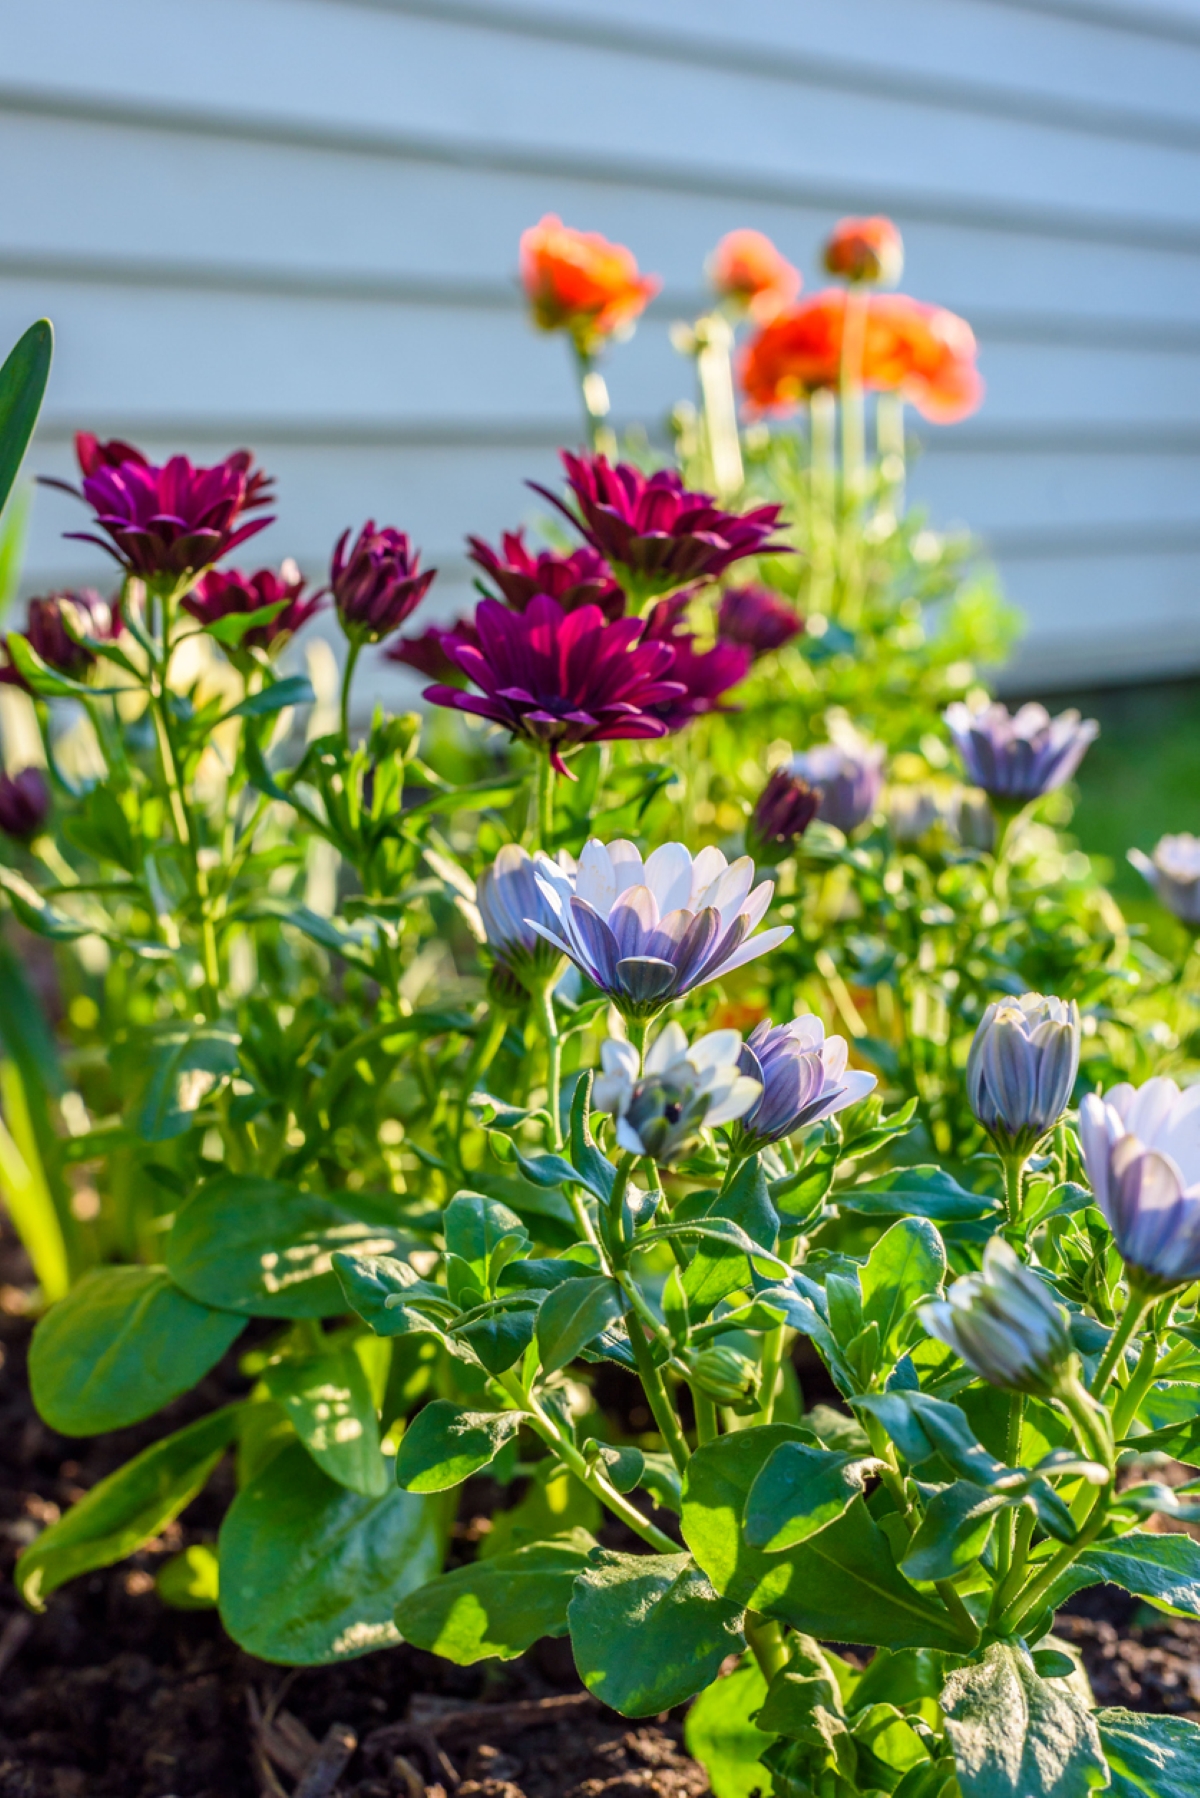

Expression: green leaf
xmin=133 ymin=1024 xmax=241 ymax=1141
xmin=1043 ymin=1530 xmax=1200 ymax=1618
xmin=395 ymin=1401 xmax=525 ymax=1493
xmin=262 ymin=1345 xmax=387 ymax=1497
xmin=15 ymin=1406 xmax=239 ymax=1609
xmin=444 ymin=1190 xmax=530 ymax=1288
xmin=860 ymin=1218 xmax=946 ymax=1359
xmin=770 ymin=1139 xmax=839 ymax=1226
xmin=842 ymin=1166 xmax=999 ymax=1222
xmin=394 ymin=1529 xmax=596 ymax=1663
xmin=679 ymin=1156 xmax=780 ymax=1322
xmin=1097 ymin=1707 xmax=1200 ymax=1798
xmin=63 ymin=786 xmax=140 ymax=873
xmin=167 ymin=1176 xmax=414 ymax=1319
xmin=941 ymin=1642 xmax=1107 ymax=1798
xmin=570 ymin=1070 xmax=616 ymax=1203
xmin=743 ymin=1441 xmax=881 ymax=1552
xmin=457 ymin=1305 xmax=538 ymax=1374
xmin=684 ymin=1661 xmax=773 ymax=1798
xmin=0 ymin=864 xmax=91 ymax=940
xmin=480 ymin=1462 xmax=601 ymax=1559
xmin=900 ymin=1482 xmax=1006 ymax=1583
xmin=156 ymin=1542 xmax=220 ymax=1610
xmin=30 ymin=1265 xmax=244 ymax=1435
xmin=536 ymin=1275 xmax=626 ymax=1374
xmin=224 ymin=673 xmax=315 ymax=719
xmin=681 ymin=1426 xmax=966 ymax=1651
xmin=567 ymin=1550 xmax=745 ymax=1717
xmin=219 ymin=1440 xmax=444 ymax=1664
xmin=0 ymin=319 xmax=52 ymax=518
xmin=202 ymin=599 xmax=287 ymax=647
xmin=0 ymin=1056 xmax=69 ymax=1303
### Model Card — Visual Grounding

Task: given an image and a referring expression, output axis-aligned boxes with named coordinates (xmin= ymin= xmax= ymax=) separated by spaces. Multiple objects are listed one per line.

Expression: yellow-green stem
xmin=340 ymin=636 xmax=363 ymax=742
xmin=1092 ymin=1286 xmax=1155 ymax=1402
xmin=626 ymin=1312 xmax=691 ymax=1476
xmin=744 ymin=1613 xmax=789 ymax=1682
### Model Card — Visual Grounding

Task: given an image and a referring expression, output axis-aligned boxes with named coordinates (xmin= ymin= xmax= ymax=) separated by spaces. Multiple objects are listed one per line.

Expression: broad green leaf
xmin=201 ymin=598 xmax=288 ymax=646
xmin=0 ymin=319 xmax=52 ymax=518
xmin=224 ymin=673 xmax=315 ymax=719
xmin=860 ymin=1218 xmax=946 ymax=1359
xmin=30 ymin=1265 xmax=244 ymax=1434
xmin=457 ymin=1304 xmax=538 ymax=1374
xmin=332 ymin=1250 xmax=456 ymax=1340
xmin=262 ymin=1345 xmax=387 ymax=1496
xmin=395 ymin=1401 xmax=525 ymax=1493
xmin=15 ymin=1406 xmax=239 ymax=1609
xmin=156 ymin=1542 xmax=220 ymax=1609
xmin=1097 ymin=1707 xmax=1200 ymax=1798
xmin=743 ymin=1441 xmax=881 ymax=1552
xmin=219 ymin=1440 xmax=444 ymax=1664
xmin=900 ymin=1481 xmax=1006 ymax=1583
xmin=394 ymin=1529 xmax=595 ymax=1663
xmin=133 ymin=1025 xmax=241 ymax=1141
xmin=536 ymin=1275 xmax=625 ymax=1374
xmin=681 ymin=1427 xmax=965 ymax=1651
xmin=0 ymin=1057 xmax=68 ymax=1303
xmin=0 ymin=864 xmax=91 ymax=940
xmin=1043 ymin=1530 xmax=1200 ymax=1618
xmin=443 ymin=1190 xmax=530 ymax=1289
xmin=679 ymin=1156 xmax=779 ymax=1322
xmin=567 ymin=1550 xmax=744 ymax=1717
xmin=684 ymin=1661 xmax=773 ymax=1798
xmin=941 ymin=1642 xmax=1106 ymax=1798
xmin=167 ymin=1176 xmax=413 ymax=1318
xmin=842 ymin=1166 xmax=999 ymax=1222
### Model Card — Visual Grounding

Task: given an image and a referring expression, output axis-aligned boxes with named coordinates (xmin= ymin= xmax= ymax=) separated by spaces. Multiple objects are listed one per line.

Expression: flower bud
xmin=823 ymin=216 xmax=904 ymax=287
xmin=593 ymin=1023 xmax=760 ymax=1165
xmin=0 ymin=768 xmax=50 ymax=841
xmin=477 ymin=844 xmax=575 ymax=992
xmin=944 ymin=700 xmax=1097 ymax=810
xmin=1080 ymin=1079 xmax=1200 ymax=1294
xmin=1128 ymin=835 xmax=1200 ymax=931
xmin=735 ymin=1014 xmax=875 ymax=1150
xmin=330 ymin=523 xmax=435 ymax=643
xmin=717 ymin=585 xmax=804 ymax=658
xmin=792 ymin=724 xmax=885 ymax=836
xmin=683 ymin=1344 xmax=761 ymax=1412
xmin=1 ymin=590 xmax=121 ymax=688
xmin=921 ymin=1238 xmax=1073 ymax=1396
xmin=885 ymin=784 xmax=944 ymax=845
xmin=966 ymin=992 xmax=1080 ymax=1156
xmin=746 ymin=770 xmax=819 ymax=866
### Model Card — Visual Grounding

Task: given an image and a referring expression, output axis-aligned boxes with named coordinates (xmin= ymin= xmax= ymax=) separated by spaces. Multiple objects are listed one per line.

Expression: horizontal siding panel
xmin=1001 ymin=548 xmax=1200 ymax=686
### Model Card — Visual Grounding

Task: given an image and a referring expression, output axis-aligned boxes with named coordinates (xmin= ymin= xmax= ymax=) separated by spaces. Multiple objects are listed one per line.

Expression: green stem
xmin=1002 ymin=1154 xmax=1026 ymax=1232
xmin=756 ymin=1324 xmax=785 ymax=1428
xmin=572 ymin=343 xmax=615 ymax=457
xmin=340 ymin=636 xmax=363 ymax=742
xmin=532 ymin=980 xmax=564 ymax=1151
xmin=994 ymin=1391 xmax=1025 ymax=1585
xmin=1001 ymin=1481 xmax=1111 ymax=1635
xmin=743 ymin=1613 xmax=789 ymax=1682
xmin=991 ymin=1504 xmax=1038 ymax=1624
xmin=935 ymin=1579 xmax=981 ymax=1648
xmin=453 ymin=1011 xmax=507 ymax=1170
xmin=533 ymin=752 xmax=556 ymax=853
xmin=626 ymin=1312 xmax=691 ymax=1476
xmin=1112 ymin=1332 xmax=1161 ymax=1443
xmin=1092 ymin=1285 xmax=1155 ymax=1402
xmin=693 ymin=1392 xmax=718 ymax=1446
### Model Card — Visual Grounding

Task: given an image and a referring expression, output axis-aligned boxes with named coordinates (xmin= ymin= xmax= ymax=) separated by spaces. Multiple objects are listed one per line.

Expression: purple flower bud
xmin=467 ymin=529 xmax=623 ymax=619
xmin=0 ymin=767 xmax=50 ymax=841
xmin=1 ymin=590 xmax=122 ymax=688
xmin=966 ymin=992 xmax=1081 ymax=1155
xmin=1128 ymin=835 xmax=1200 ymax=930
xmin=921 ymin=1237 xmax=1072 ymax=1396
xmin=944 ymin=701 xmax=1098 ymax=807
xmin=717 ymin=585 xmax=804 ymax=658
xmin=330 ymin=523 xmax=436 ymax=643
xmin=885 ymin=784 xmax=944 ymax=845
xmin=183 ymin=560 xmax=324 ymax=654
xmin=746 ymin=770 xmax=820 ymax=865
xmin=792 ymin=727 xmax=885 ymax=836
xmin=1080 ymin=1078 xmax=1200 ymax=1293
xmin=477 ymin=844 xmax=576 ymax=989
xmin=735 ymin=1014 xmax=876 ymax=1149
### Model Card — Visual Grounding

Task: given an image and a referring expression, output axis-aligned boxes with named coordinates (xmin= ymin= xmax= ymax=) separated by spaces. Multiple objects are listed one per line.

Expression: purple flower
xmin=718 ymin=585 xmax=804 ymax=657
xmin=967 ymin=992 xmax=1081 ymax=1155
xmin=70 ymin=434 xmax=274 ymax=516
xmin=746 ymin=770 xmax=820 ymax=865
xmin=944 ymin=701 xmax=1098 ymax=807
xmin=476 ymin=844 xmax=576 ymax=988
xmin=183 ymin=560 xmax=324 ymax=654
xmin=792 ymin=727 xmax=885 ymax=835
xmin=735 ymin=1014 xmax=876 ymax=1149
xmin=1 ymin=590 xmax=121 ymax=687
xmin=68 ymin=453 xmax=273 ymax=581
xmin=1080 ymin=1078 xmax=1200 ymax=1293
xmin=0 ymin=768 xmax=50 ymax=841
xmin=386 ymin=619 xmax=479 ymax=686
xmin=647 ymin=633 xmax=751 ymax=731
xmin=424 ymin=596 xmax=685 ymax=776
xmin=467 ymin=529 xmax=623 ymax=620
xmin=330 ymin=523 xmax=436 ymax=643
xmin=528 ymin=838 xmax=791 ymax=1017
xmin=532 ymin=452 xmax=790 ymax=602
xmin=1128 ymin=835 xmax=1200 ymax=929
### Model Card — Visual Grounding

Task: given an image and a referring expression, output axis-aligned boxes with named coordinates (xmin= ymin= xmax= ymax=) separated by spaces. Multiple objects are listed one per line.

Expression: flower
xmin=646 ymin=633 xmax=751 ymax=730
xmin=73 ymin=432 xmax=148 ymax=475
xmin=533 ymin=453 xmax=790 ymax=603
xmin=68 ymin=452 xmax=274 ymax=580
xmin=519 ymin=215 xmax=660 ymax=356
xmin=528 ymin=838 xmax=791 ymax=1016
xmin=593 ymin=1022 xmax=761 ymax=1162
xmin=966 ymin=993 xmax=1081 ymax=1155
xmin=792 ymin=726 xmax=885 ymax=836
xmin=330 ymin=523 xmax=436 ymax=643
xmin=1 ymin=590 xmax=122 ymax=687
xmin=0 ymin=768 xmax=50 ymax=841
xmin=708 ymin=229 xmax=802 ymax=323
xmin=386 ymin=619 xmax=479 ymax=686
xmin=477 ymin=844 xmax=576 ymax=990
xmin=739 ymin=290 xmax=983 ymax=424
xmin=734 ymin=1014 xmax=877 ymax=1149
xmin=183 ymin=560 xmax=323 ymax=653
xmin=1128 ymin=835 xmax=1200 ymax=929
xmin=467 ymin=529 xmax=623 ymax=619
xmin=944 ymin=701 xmax=1098 ymax=808
xmin=823 ymin=216 xmax=904 ymax=287
xmin=886 ymin=784 xmax=945 ymax=845
xmin=424 ymin=597 xmax=685 ymax=776
xmin=920 ymin=1237 xmax=1072 ymax=1396
xmin=746 ymin=770 xmax=820 ymax=865
xmin=717 ymin=585 xmax=804 ymax=657
xmin=1080 ymin=1078 xmax=1200 ymax=1293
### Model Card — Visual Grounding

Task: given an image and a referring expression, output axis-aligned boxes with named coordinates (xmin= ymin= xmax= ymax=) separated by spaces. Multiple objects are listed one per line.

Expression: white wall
xmin=4 ymin=0 xmax=1200 ymax=694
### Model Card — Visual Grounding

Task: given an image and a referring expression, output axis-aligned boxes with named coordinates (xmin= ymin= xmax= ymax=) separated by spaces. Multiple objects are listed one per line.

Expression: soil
xmin=0 ymin=1242 xmax=1189 ymax=1798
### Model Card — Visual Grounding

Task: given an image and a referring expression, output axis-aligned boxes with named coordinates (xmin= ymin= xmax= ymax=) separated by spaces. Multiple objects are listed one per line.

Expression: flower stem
xmin=532 ymin=751 xmax=555 ymax=853
xmin=572 ymin=344 xmax=615 ymax=457
xmin=1002 ymin=1153 xmax=1026 ymax=1232
xmin=756 ymin=1325 xmax=785 ymax=1427
xmin=532 ymin=980 xmax=563 ymax=1151
xmin=626 ymin=1311 xmax=691 ymax=1475
xmin=340 ymin=636 xmax=363 ymax=742
xmin=1112 ymin=1331 xmax=1162 ymax=1443
xmin=1092 ymin=1285 xmax=1155 ymax=1402
xmin=743 ymin=1613 xmax=789 ymax=1682
xmin=693 ymin=1391 xmax=718 ymax=1445
xmin=993 ymin=1390 xmax=1025 ymax=1584
xmin=1001 ymin=1480 xmax=1111 ymax=1635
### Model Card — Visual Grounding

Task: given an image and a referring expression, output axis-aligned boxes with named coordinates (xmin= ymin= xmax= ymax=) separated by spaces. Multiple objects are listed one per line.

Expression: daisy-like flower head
xmin=1080 ymin=1077 xmax=1200 ymax=1294
xmin=529 ymin=838 xmax=791 ymax=1018
xmin=734 ymin=1014 xmax=877 ymax=1150
xmin=593 ymin=1022 xmax=761 ymax=1163
xmin=1128 ymin=834 xmax=1200 ymax=930
xmin=476 ymin=843 xmax=576 ymax=990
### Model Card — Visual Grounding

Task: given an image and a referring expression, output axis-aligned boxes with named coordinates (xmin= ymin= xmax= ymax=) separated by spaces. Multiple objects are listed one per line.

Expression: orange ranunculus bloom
xmin=823 ymin=215 xmax=904 ymax=287
xmin=708 ymin=228 xmax=802 ymax=323
xmin=519 ymin=215 xmax=660 ymax=354
xmin=738 ymin=289 xmax=983 ymax=425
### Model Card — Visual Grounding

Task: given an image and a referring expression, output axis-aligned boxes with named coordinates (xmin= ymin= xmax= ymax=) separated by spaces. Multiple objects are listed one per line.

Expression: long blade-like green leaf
xmin=0 ymin=320 xmax=53 ymax=519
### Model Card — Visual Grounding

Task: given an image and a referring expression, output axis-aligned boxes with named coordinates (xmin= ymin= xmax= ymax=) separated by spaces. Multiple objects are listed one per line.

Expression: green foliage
xmin=394 ymin=1531 xmax=595 ymax=1663
xmin=941 ymin=1643 xmax=1107 ymax=1798
xmin=568 ymin=1550 xmax=745 ymax=1716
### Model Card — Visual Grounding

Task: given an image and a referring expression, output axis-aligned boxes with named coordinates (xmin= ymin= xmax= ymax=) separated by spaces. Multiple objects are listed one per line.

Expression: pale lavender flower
xmin=476 ymin=844 xmax=575 ymax=988
xmin=529 ymin=840 xmax=791 ymax=1018
xmin=921 ymin=1237 xmax=1071 ymax=1396
xmin=944 ymin=700 xmax=1097 ymax=806
xmin=791 ymin=725 xmax=885 ymax=836
xmin=1080 ymin=1078 xmax=1200 ymax=1293
xmin=734 ymin=1015 xmax=876 ymax=1150
xmin=1128 ymin=835 xmax=1200 ymax=930
xmin=966 ymin=992 xmax=1080 ymax=1155
xmin=593 ymin=1023 xmax=760 ymax=1163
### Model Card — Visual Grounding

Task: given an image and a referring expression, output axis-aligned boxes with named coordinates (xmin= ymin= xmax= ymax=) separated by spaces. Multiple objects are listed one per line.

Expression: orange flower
xmin=823 ymin=216 xmax=904 ymax=287
xmin=519 ymin=214 xmax=660 ymax=355
xmin=739 ymin=289 xmax=983 ymax=424
xmin=708 ymin=228 xmax=802 ymax=322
